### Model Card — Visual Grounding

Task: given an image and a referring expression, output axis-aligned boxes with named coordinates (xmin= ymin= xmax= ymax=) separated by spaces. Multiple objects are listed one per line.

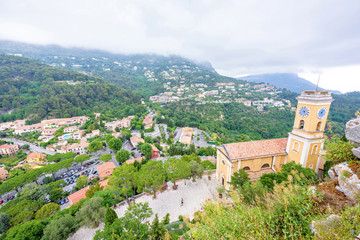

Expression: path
xmin=68 ymin=174 xmax=220 ymax=240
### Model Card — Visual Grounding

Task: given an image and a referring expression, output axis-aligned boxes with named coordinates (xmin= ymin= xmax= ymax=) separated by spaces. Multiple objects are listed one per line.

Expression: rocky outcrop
xmin=328 ymin=162 xmax=360 ymax=200
xmin=345 ymin=117 xmax=360 ymax=158
xmin=310 ymin=214 xmax=341 ymax=234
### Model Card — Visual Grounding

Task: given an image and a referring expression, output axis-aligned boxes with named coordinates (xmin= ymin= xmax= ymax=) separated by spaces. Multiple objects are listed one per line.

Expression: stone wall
xmin=345 ymin=117 xmax=360 ymax=158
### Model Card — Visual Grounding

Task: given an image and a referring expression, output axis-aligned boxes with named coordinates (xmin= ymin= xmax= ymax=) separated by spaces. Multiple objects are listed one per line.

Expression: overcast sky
xmin=0 ymin=0 xmax=360 ymax=93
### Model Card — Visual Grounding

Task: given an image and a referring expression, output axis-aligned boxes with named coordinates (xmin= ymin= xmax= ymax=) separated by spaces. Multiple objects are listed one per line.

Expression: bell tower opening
xmin=299 ymin=120 xmax=305 ymax=129
xmin=316 ymin=122 xmax=322 ymax=131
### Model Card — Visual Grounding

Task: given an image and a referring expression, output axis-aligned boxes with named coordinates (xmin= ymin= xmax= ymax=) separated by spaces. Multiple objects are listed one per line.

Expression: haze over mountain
xmin=239 ymin=73 xmax=342 ymax=94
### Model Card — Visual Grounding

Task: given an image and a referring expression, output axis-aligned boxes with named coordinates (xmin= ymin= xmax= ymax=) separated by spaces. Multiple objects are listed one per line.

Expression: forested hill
xmin=0 ymin=54 xmax=143 ymax=123
xmin=0 ymin=40 xmax=236 ymax=98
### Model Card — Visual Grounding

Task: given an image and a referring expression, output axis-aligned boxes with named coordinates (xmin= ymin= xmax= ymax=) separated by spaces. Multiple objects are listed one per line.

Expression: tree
xmin=0 ymin=212 xmax=10 ymax=233
xmin=22 ymin=144 xmax=30 ymax=150
xmin=4 ymin=219 xmax=46 ymax=240
xmin=94 ymin=203 xmax=152 ymax=240
xmin=162 ymin=213 xmax=170 ymax=224
xmin=76 ymin=175 xmax=88 ymax=189
xmin=42 ymin=176 xmax=53 ymax=184
xmin=189 ymin=160 xmax=204 ymax=181
xmin=109 ymin=163 xmax=137 ymax=204
xmin=115 ymin=149 xmax=130 ymax=164
xmin=86 ymin=182 xmax=104 ymax=198
xmin=137 ymin=161 xmax=166 ymax=198
xmin=35 ymin=203 xmax=60 ymax=219
xmin=42 ymin=215 xmax=78 ymax=240
xmin=76 ymin=197 xmax=106 ymax=228
xmin=105 ymin=134 xmax=115 ymax=146
xmin=229 ymin=169 xmax=250 ymax=189
xmin=105 ymin=207 xmax=118 ymax=227
xmin=75 ymin=154 xmax=90 ymax=166
xmin=99 ymin=153 xmax=112 ymax=162
xmin=108 ymin=138 xmax=122 ymax=151
xmin=5 ymin=199 xmax=42 ymax=226
xmin=165 ymin=158 xmax=191 ymax=187
xmin=88 ymin=140 xmax=103 ymax=153
xmin=141 ymin=143 xmax=153 ymax=160
xmin=49 ymin=188 xmax=64 ymax=202
xmin=150 ymin=214 xmax=166 ymax=240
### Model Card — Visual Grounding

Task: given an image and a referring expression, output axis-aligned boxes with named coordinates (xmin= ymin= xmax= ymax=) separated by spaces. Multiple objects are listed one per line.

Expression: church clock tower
xmin=286 ymin=91 xmax=334 ymax=172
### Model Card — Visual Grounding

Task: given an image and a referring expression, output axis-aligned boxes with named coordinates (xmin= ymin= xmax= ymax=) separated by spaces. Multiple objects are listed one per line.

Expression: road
xmin=1 ymin=137 xmax=55 ymax=155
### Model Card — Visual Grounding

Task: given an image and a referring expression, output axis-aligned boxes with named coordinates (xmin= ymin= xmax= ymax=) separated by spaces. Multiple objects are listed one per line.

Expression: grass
xmin=0 ymin=155 xmax=25 ymax=166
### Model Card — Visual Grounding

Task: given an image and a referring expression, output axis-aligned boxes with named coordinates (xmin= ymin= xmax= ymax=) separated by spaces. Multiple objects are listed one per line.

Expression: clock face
xmin=299 ymin=106 xmax=310 ymax=117
xmin=318 ymin=108 xmax=327 ymax=118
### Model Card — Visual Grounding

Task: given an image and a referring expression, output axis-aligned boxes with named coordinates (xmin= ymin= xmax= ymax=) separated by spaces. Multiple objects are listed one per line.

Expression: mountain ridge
xmin=238 ymin=73 xmax=342 ymax=94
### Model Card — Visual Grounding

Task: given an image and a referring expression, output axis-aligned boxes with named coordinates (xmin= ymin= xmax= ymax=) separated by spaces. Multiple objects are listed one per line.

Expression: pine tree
xmin=150 ymin=214 xmax=166 ymax=240
xmin=104 ymin=207 xmax=118 ymax=227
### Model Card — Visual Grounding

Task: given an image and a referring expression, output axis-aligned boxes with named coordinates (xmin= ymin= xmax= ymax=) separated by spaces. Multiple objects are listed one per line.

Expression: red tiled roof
xmin=126 ymin=157 xmax=144 ymax=164
xmin=27 ymin=152 xmax=46 ymax=159
xmin=0 ymin=144 xmax=13 ymax=149
xmin=68 ymin=179 xmax=109 ymax=205
xmin=221 ymin=138 xmax=288 ymax=161
xmin=97 ymin=161 xmax=116 ymax=174
xmin=151 ymin=144 xmax=159 ymax=152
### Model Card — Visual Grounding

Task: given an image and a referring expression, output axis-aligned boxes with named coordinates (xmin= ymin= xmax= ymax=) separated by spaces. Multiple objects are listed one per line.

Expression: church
xmin=216 ymin=90 xmax=334 ymax=188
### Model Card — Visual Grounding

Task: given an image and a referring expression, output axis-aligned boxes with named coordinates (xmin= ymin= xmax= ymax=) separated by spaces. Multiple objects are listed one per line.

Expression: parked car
xmin=0 ymin=200 xmax=3 ymax=205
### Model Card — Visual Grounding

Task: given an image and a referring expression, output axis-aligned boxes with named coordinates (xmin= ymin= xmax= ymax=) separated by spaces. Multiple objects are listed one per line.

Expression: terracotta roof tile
xmin=97 ymin=162 xmax=116 ymax=174
xmin=221 ymin=138 xmax=288 ymax=161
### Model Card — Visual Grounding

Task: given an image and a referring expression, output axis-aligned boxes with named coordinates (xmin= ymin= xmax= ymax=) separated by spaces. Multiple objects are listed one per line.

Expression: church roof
xmin=220 ymin=138 xmax=288 ymax=161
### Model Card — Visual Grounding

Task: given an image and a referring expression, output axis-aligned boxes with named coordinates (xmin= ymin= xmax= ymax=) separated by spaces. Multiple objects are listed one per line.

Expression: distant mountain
xmin=238 ymin=73 xmax=342 ymax=94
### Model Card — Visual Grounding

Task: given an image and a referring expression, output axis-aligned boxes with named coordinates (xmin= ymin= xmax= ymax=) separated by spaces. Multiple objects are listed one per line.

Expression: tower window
xmin=311 ymin=145 xmax=318 ymax=155
xmin=299 ymin=120 xmax=305 ymax=129
xmin=261 ymin=163 xmax=270 ymax=169
xmin=293 ymin=142 xmax=300 ymax=152
xmin=243 ymin=166 xmax=250 ymax=171
xmin=316 ymin=122 xmax=322 ymax=131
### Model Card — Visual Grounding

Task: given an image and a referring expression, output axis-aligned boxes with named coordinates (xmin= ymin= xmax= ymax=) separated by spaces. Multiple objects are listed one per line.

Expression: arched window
xmin=293 ymin=142 xmax=300 ymax=152
xmin=311 ymin=145 xmax=318 ymax=155
xmin=261 ymin=163 xmax=270 ymax=169
xmin=299 ymin=120 xmax=305 ymax=129
xmin=243 ymin=166 xmax=250 ymax=171
xmin=316 ymin=122 xmax=322 ymax=131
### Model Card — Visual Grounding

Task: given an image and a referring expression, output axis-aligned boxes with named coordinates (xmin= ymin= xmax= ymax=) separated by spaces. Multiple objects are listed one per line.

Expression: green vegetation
xmin=0 ymin=54 xmax=143 ymax=123
xmin=115 ymin=149 xmax=130 ymax=164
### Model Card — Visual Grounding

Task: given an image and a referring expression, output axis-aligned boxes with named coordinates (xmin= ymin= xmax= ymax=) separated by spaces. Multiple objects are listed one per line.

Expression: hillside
xmin=0 ymin=54 xmax=143 ymax=123
xmin=239 ymin=73 xmax=342 ymax=94
xmin=0 ymin=40 xmax=235 ymax=98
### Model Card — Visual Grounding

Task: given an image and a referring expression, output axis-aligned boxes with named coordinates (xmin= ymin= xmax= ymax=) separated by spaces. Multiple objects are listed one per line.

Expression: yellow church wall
xmin=241 ymin=156 xmax=273 ymax=172
xmin=287 ymin=138 xmax=304 ymax=164
xmin=293 ymin=103 xmax=331 ymax=134
xmin=306 ymin=142 xmax=321 ymax=171
xmin=217 ymin=149 xmax=231 ymax=187
xmin=273 ymin=155 xmax=287 ymax=172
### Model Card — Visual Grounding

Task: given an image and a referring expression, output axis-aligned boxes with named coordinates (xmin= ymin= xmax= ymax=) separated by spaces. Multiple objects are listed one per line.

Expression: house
xmin=151 ymin=144 xmax=160 ymax=159
xmin=72 ymin=130 xmax=85 ymax=140
xmin=14 ymin=123 xmax=43 ymax=135
xmin=61 ymin=142 xmax=89 ymax=154
xmin=216 ymin=91 xmax=334 ymax=189
xmin=68 ymin=179 xmax=109 ymax=205
xmin=64 ymin=126 xmax=79 ymax=133
xmin=125 ymin=156 xmax=145 ymax=164
xmin=0 ymin=144 xmax=19 ymax=155
xmin=112 ymin=132 xmax=122 ymax=138
xmin=105 ymin=121 xmax=120 ymax=132
xmin=130 ymin=136 xmax=145 ymax=149
xmin=26 ymin=152 xmax=47 ymax=164
xmin=0 ymin=168 xmax=9 ymax=180
xmin=0 ymin=122 xmax=13 ymax=131
xmin=243 ymin=101 xmax=252 ymax=107
xmin=85 ymin=129 xmax=100 ymax=139
xmin=10 ymin=120 xmax=26 ymax=129
xmin=97 ymin=162 xmax=116 ymax=180
xmin=120 ymin=118 xmax=131 ymax=128
xmin=94 ymin=113 xmax=101 ymax=119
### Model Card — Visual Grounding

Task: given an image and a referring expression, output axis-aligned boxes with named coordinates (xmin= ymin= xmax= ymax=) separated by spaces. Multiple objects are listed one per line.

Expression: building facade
xmin=216 ymin=91 xmax=333 ymax=189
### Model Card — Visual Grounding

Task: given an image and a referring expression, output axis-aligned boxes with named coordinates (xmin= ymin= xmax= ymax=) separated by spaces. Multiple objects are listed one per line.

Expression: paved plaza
xmin=69 ymin=174 xmax=220 ymax=240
